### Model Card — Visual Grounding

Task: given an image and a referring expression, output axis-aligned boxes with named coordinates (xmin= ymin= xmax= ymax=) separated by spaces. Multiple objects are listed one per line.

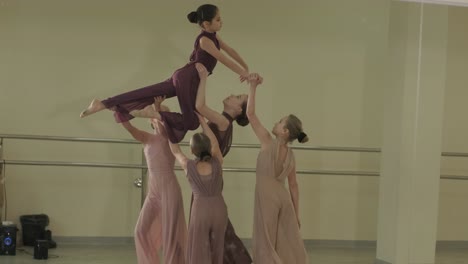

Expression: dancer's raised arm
xmin=169 ymin=142 xmax=189 ymax=173
xmin=246 ymin=73 xmax=272 ymax=147
xmin=194 ymin=63 xmax=230 ymax=130
xmin=120 ymin=119 xmax=150 ymax=144
xmin=196 ymin=112 xmax=223 ymax=165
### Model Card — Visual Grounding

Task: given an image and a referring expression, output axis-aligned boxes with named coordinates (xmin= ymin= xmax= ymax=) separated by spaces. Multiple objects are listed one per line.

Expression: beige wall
xmin=0 ymin=0 xmax=467 ymax=242
xmin=438 ymin=6 xmax=468 ymax=240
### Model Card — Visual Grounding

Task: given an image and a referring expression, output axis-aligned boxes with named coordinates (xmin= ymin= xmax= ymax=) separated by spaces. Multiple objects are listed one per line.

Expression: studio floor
xmin=1 ymin=244 xmax=468 ymax=264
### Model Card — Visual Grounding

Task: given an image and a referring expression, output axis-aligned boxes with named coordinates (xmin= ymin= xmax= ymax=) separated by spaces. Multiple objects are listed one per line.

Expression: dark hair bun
xmin=297 ymin=132 xmax=309 ymax=143
xmin=235 ymin=115 xmax=250 ymax=127
xmin=187 ymin=11 xmax=198 ymax=23
xmin=200 ymin=150 xmax=212 ymax=161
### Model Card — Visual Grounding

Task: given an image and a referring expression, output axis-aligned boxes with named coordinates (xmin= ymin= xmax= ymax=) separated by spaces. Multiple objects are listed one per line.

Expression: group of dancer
xmin=80 ymin=4 xmax=309 ymax=264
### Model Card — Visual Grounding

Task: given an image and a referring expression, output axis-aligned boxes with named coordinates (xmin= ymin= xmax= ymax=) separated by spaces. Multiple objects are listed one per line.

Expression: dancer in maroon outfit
xmin=80 ymin=4 xmax=249 ymax=143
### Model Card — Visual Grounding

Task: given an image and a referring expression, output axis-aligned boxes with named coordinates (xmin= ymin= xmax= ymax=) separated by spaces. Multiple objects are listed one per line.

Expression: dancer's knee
xmin=186 ymin=119 xmax=200 ymax=130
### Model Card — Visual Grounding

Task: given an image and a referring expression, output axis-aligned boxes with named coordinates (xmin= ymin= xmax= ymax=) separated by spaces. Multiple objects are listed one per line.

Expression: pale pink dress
xmin=186 ymin=157 xmax=228 ymax=264
xmin=134 ymin=132 xmax=187 ymax=264
xmin=252 ymin=139 xmax=308 ymax=264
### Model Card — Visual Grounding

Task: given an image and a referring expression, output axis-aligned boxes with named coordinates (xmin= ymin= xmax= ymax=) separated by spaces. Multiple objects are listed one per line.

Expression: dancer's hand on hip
xmin=195 ymin=63 xmax=209 ymax=80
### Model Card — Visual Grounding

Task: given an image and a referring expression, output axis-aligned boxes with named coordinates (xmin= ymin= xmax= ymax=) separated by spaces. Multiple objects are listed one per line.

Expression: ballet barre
xmin=1 ymin=134 xmax=468 ymax=180
xmin=0 ymin=159 xmax=378 ymax=176
xmin=441 ymin=152 xmax=468 ymax=157
xmin=2 ymin=134 xmax=468 ymax=156
xmin=0 ymin=134 xmax=140 ymax=144
xmin=1 ymin=160 xmax=467 ymax=180
xmin=0 ymin=134 xmax=380 ymax=153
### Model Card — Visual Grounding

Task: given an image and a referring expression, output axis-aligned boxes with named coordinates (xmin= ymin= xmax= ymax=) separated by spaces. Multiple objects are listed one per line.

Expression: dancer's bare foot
xmin=130 ymin=96 xmax=165 ymax=119
xmin=80 ymin=99 xmax=105 ymax=118
xmin=130 ymin=105 xmax=158 ymax=118
xmin=159 ymin=104 xmax=170 ymax=112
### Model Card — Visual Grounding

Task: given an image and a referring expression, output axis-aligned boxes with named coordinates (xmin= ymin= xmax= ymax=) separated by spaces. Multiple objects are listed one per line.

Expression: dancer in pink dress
xmin=80 ymin=4 xmax=249 ymax=143
xmin=118 ymin=106 xmax=187 ymax=264
xmin=169 ymin=112 xmax=228 ymax=264
xmin=246 ymin=74 xmax=309 ymax=264
xmin=194 ymin=63 xmax=253 ymax=264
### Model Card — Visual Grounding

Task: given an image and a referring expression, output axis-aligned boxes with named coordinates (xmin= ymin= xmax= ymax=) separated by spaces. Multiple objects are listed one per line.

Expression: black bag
xmin=19 ymin=214 xmax=56 ymax=248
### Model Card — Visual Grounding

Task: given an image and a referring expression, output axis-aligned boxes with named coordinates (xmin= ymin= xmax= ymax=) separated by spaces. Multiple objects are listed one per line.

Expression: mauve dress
xmin=189 ymin=112 xmax=253 ymax=264
xmin=103 ymin=30 xmax=220 ymax=143
xmin=252 ymin=139 xmax=308 ymax=264
xmin=134 ymin=131 xmax=187 ymax=264
xmin=186 ymin=157 xmax=228 ymax=264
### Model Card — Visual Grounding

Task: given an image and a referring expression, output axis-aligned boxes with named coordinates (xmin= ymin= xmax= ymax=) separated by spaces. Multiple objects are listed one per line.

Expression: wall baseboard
xmin=436 ymin=240 xmax=468 ymax=249
xmin=304 ymin=239 xmax=376 ymax=249
xmin=54 ymin=237 xmax=374 ymax=249
xmin=375 ymin=259 xmax=392 ymax=264
xmin=53 ymin=237 xmax=468 ymax=251
xmin=54 ymin=236 xmax=134 ymax=246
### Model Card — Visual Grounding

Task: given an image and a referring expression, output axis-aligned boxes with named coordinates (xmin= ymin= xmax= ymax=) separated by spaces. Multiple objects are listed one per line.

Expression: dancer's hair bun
xmin=187 ymin=11 xmax=198 ymax=23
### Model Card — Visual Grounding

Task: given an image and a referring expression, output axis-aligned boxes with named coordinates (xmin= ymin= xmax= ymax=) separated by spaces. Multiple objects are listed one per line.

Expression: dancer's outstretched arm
xmin=169 ymin=142 xmax=188 ymax=174
xmin=196 ymin=112 xmax=223 ymax=165
xmin=217 ymin=36 xmax=248 ymax=73
xmin=200 ymin=36 xmax=248 ymax=81
xmin=194 ymin=63 xmax=230 ymax=131
xmin=246 ymin=73 xmax=272 ymax=148
xmin=121 ymin=120 xmax=150 ymax=144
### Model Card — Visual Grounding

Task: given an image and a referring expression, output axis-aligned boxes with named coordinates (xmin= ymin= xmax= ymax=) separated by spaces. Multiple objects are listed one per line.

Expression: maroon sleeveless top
xmin=189 ymin=31 xmax=220 ymax=74
xmin=208 ymin=112 xmax=234 ymax=157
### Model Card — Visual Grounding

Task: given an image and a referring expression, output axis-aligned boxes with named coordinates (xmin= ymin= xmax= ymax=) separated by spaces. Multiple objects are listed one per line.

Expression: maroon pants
xmin=103 ymin=63 xmax=200 ymax=143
